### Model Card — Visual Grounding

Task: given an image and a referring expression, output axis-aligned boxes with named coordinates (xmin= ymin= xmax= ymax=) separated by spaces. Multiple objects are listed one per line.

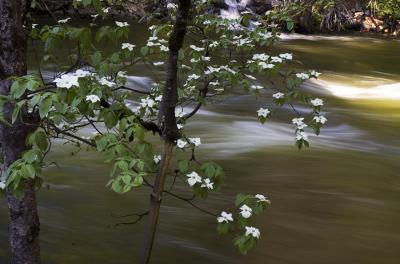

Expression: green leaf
xmin=132 ymin=175 xmax=143 ymax=187
xmin=39 ymin=96 xmax=53 ymax=118
xmin=122 ymin=174 xmax=131 ymax=185
xmin=104 ymin=110 xmax=117 ymax=129
xmin=11 ymin=104 xmax=21 ymax=124
xmin=11 ymin=80 xmax=27 ymax=99
xmin=35 ymin=130 xmax=49 ymax=151
xmin=178 ymin=160 xmax=189 ymax=173
xmin=134 ymin=124 xmax=145 ymax=141
xmin=96 ymin=26 xmax=110 ymax=42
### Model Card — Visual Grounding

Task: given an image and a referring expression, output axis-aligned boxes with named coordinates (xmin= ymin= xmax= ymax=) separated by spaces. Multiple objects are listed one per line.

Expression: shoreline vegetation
xmin=32 ymin=0 xmax=400 ymax=37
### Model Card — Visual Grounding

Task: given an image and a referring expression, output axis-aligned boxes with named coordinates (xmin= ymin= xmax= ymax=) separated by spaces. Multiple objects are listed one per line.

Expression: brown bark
xmin=0 ymin=1 xmax=41 ymax=264
xmin=140 ymin=1 xmax=191 ymax=263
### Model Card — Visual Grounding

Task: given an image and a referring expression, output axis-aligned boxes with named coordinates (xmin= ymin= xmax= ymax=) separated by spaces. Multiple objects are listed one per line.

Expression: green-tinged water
xmin=1 ymin=23 xmax=400 ymax=263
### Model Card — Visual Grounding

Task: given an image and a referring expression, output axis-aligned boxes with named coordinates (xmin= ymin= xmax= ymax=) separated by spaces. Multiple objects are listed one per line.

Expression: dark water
xmin=1 ymin=23 xmax=400 ymax=264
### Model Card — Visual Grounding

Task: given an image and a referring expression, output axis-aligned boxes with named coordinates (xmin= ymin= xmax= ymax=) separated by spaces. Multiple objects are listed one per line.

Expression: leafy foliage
xmin=0 ymin=0 xmax=328 ymax=256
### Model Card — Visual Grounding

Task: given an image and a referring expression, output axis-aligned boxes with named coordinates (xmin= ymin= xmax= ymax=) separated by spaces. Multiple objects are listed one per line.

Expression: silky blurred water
xmin=1 ymin=22 xmax=400 ymax=264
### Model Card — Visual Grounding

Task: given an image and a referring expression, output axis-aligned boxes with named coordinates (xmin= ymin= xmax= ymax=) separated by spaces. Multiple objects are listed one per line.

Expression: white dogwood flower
xmin=75 ymin=69 xmax=92 ymax=77
xmin=255 ymin=194 xmax=269 ymax=203
xmin=245 ymin=74 xmax=257 ymax=80
xmin=140 ymin=97 xmax=155 ymax=108
xmin=122 ymin=43 xmax=135 ymax=51
xmin=257 ymin=108 xmax=270 ymax=118
xmin=209 ymin=41 xmax=219 ymax=48
xmin=296 ymin=73 xmax=310 ymax=80
xmin=201 ymin=178 xmax=214 ymax=189
xmin=245 ymin=226 xmax=260 ymax=239
xmin=190 ymin=45 xmax=205 ymax=52
xmin=186 ymin=171 xmax=202 ymax=186
xmin=54 ymin=74 xmax=79 ymax=89
xmin=115 ymin=21 xmax=129 ymax=27
xmin=292 ymin=117 xmax=307 ymax=129
xmin=167 ymin=3 xmax=177 ymax=9
xmin=177 ymin=139 xmax=187 ymax=148
xmin=217 ymin=211 xmax=234 ymax=223
xmin=58 ymin=17 xmax=71 ymax=24
xmin=310 ymin=70 xmax=321 ymax=77
xmin=259 ymin=62 xmax=275 ymax=69
xmin=251 ymin=85 xmax=264 ymax=90
xmin=271 ymin=56 xmax=283 ymax=63
xmin=313 ymin=115 xmax=328 ymax=124
xmin=272 ymin=92 xmax=285 ymax=99
xmin=239 ymin=204 xmax=252 ymax=219
xmin=99 ymin=77 xmax=115 ymax=87
xmin=0 ymin=181 xmax=5 ymax=190
xmin=252 ymin=53 xmax=269 ymax=61
xmin=279 ymin=53 xmax=293 ymax=60
xmin=153 ymin=155 xmax=162 ymax=164
xmin=310 ymin=98 xmax=324 ymax=106
xmin=85 ymin=94 xmax=100 ymax=103
xmin=160 ymin=45 xmax=169 ymax=52
xmin=258 ymin=32 xmax=272 ymax=39
xmin=296 ymin=131 xmax=308 ymax=141
xmin=189 ymin=137 xmax=201 ymax=147
xmin=187 ymin=74 xmax=200 ymax=81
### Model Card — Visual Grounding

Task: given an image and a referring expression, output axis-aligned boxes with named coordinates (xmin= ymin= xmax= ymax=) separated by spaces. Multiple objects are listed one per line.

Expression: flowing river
xmin=1 ymin=22 xmax=400 ymax=264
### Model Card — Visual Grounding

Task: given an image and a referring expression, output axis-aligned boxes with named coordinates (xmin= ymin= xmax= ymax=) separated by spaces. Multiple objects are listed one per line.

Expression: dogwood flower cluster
xmin=54 ymin=68 xmax=93 ymax=89
xmin=186 ymin=171 xmax=215 ymax=190
xmin=145 ymin=34 xmax=169 ymax=52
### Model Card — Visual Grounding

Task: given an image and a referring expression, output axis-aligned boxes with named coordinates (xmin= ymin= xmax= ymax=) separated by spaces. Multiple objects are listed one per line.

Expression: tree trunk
xmin=0 ymin=1 xmax=41 ymax=264
xmin=140 ymin=1 xmax=191 ymax=263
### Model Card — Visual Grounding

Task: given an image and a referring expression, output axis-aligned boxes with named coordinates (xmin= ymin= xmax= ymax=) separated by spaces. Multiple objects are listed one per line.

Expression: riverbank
xmin=33 ymin=0 xmax=399 ymax=37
